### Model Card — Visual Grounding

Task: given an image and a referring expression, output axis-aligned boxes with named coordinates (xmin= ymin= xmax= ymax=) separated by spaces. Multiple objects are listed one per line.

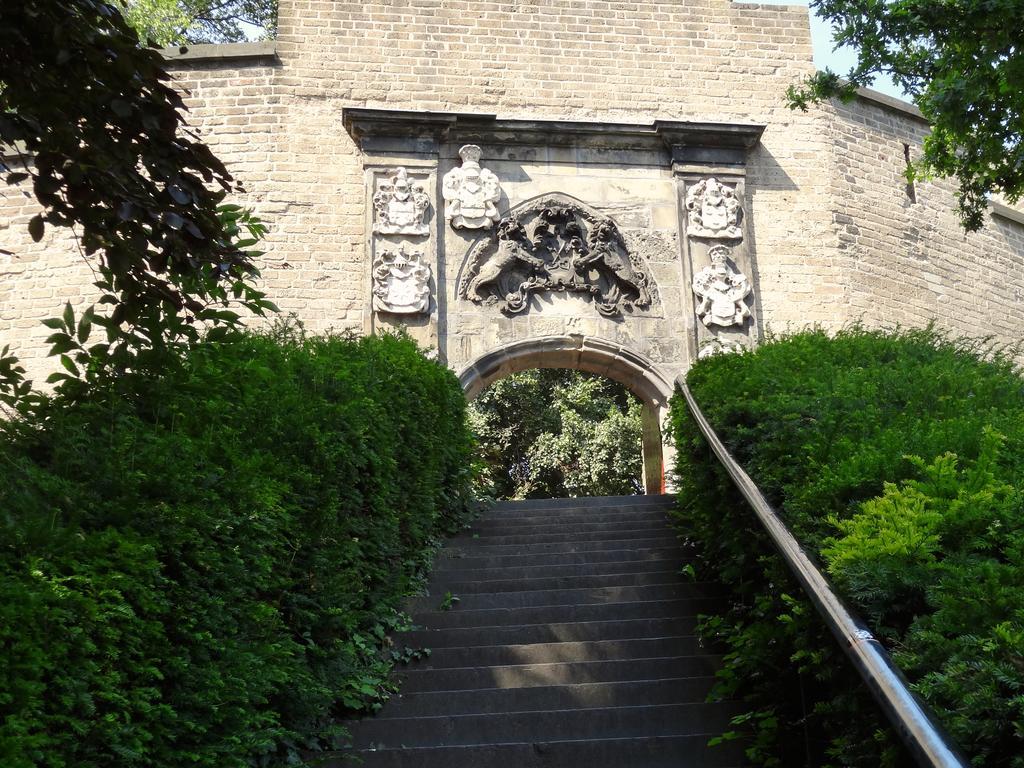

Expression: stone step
xmin=396 ymin=654 xmax=722 ymax=693
xmin=428 ymin=568 xmax=686 ymax=594
xmin=434 ymin=545 xmax=684 ymax=571
xmin=401 ymin=616 xmax=699 ymax=649
xmin=341 ymin=734 xmax=743 ymax=768
xmin=469 ymin=509 xmax=670 ymax=532
xmin=417 ymin=636 xmax=701 ymax=669
xmin=440 ymin=535 xmax=681 ymax=557
xmin=428 ymin=558 xmax=690 ymax=585
xmin=412 ymin=597 xmax=720 ymax=630
xmin=378 ymin=677 xmax=717 ymax=718
xmin=349 ymin=702 xmax=737 ymax=749
xmin=449 ymin=524 xmax=671 ymax=546
xmin=408 ymin=582 xmax=721 ymax=612
xmin=491 ymin=494 xmax=674 ymax=513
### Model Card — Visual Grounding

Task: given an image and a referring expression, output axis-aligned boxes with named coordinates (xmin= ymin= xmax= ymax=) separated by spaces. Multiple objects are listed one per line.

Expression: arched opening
xmin=458 ymin=335 xmax=675 ymax=495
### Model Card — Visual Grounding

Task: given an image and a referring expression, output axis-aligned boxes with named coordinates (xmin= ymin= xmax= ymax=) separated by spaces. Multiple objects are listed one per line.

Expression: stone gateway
xmin=2 ymin=1 xmax=1023 ymax=491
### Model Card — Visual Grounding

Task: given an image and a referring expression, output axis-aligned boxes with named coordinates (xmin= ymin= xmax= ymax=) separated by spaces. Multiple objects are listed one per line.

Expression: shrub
xmin=0 ymin=327 xmax=473 ymax=767
xmin=669 ymin=326 xmax=1024 ymax=767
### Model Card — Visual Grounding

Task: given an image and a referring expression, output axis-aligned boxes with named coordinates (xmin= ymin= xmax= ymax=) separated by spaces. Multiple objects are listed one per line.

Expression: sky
xmin=756 ymin=0 xmax=907 ymax=100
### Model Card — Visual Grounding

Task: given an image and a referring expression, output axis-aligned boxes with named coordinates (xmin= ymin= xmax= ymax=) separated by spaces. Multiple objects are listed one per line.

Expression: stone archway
xmin=458 ymin=334 xmax=675 ymax=495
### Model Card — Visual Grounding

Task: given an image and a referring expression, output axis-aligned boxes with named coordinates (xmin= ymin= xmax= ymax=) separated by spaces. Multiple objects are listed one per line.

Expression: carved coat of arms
xmin=685 ymin=177 xmax=742 ymax=239
xmin=442 ymin=145 xmax=501 ymax=230
xmin=692 ymin=245 xmax=752 ymax=327
xmin=373 ymin=167 xmax=430 ymax=236
xmin=372 ymin=246 xmax=431 ymax=314
xmin=459 ymin=195 xmax=655 ymax=317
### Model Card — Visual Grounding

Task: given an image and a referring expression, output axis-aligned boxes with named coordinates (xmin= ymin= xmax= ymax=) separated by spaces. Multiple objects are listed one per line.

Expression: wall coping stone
xmin=160 ymin=41 xmax=278 ymax=64
xmin=854 ymin=85 xmax=925 ymax=121
xmin=991 ymin=201 xmax=1024 ymax=228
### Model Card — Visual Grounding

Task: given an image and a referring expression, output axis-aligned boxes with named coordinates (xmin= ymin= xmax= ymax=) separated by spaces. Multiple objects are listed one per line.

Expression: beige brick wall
xmin=2 ymin=0 xmax=1021 ymax=387
xmin=825 ymin=96 xmax=1024 ymax=347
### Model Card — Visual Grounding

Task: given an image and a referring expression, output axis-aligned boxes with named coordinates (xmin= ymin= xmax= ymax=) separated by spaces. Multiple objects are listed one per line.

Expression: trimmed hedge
xmin=0 ymin=328 xmax=473 ymax=767
xmin=670 ymin=327 xmax=1024 ymax=767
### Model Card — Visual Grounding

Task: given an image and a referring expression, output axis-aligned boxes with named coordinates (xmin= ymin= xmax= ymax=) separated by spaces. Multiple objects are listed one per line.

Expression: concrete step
xmin=440 ymin=535 xmax=681 ymax=557
xmin=341 ymin=734 xmax=743 ymax=768
xmin=396 ymin=654 xmax=723 ymax=693
xmin=401 ymin=616 xmax=699 ymax=649
xmin=408 ymin=582 xmax=721 ymax=612
xmin=449 ymin=524 xmax=671 ymax=546
xmin=429 ymin=559 xmax=690 ymax=586
xmin=412 ymin=597 xmax=720 ymax=630
xmin=349 ymin=701 xmax=738 ymax=748
xmin=434 ymin=544 xmax=684 ymax=571
xmin=418 ymin=636 xmax=702 ymax=669
xmin=428 ymin=568 xmax=686 ymax=594
xmin=378 ymin=677 xmax=717 ymax=718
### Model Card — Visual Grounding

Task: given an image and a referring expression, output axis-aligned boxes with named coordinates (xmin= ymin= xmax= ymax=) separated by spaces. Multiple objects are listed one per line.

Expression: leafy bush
xmin=669 ymin=327 xmax=1024 ymax=767
xmin=468 ymin=369 xmax=643 ymax=499
xmin=0 ymin=327 xmax=473 ymax=768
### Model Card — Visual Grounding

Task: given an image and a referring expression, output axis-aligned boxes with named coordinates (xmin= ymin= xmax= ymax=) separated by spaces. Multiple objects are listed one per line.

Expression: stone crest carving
xmin=372 ymin=246 xmax=431 ymax=314
xmin=373 ymin=167 xmax=430 ymax=236
xmin=698 ymin=338 xmax=747 ymax=360
xmin=442 ymin=145 xmax=501 ymax=230
xmin=460 ymin=194 xmax=655 ymax=317
xmin=692 ymin=245 xmax=752 ymax=327
xmin=685 ymin=177 xmax=742 ymax=239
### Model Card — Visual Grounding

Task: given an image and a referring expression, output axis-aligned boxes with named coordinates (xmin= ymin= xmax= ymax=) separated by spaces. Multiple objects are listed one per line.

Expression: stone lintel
xmin=342 ymin=108 xmax=765 ymax=158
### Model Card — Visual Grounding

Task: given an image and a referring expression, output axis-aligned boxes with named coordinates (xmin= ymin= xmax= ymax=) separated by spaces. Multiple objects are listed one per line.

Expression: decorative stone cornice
xmin=342 ymin=108 xmax=765 ymax=163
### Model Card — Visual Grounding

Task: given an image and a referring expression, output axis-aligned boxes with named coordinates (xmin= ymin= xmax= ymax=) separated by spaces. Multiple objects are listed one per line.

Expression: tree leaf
xmin=77 ymin=308 xmax=93 ymax=344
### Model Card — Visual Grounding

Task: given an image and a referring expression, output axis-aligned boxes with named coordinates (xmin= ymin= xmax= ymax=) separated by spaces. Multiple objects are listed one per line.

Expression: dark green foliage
xmin=669 ymin=327 xmax=1024 ymax=766
xmin=787 ymin=0 xmax=1024 ymax=231
xmin=0 ymin=328 xmax=473 ymax=767
xmin=468 ymin=368 xmax=643 ymax=499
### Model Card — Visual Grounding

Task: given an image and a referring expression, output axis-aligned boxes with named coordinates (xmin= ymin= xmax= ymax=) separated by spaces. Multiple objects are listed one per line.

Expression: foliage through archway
xmin=468 ymin=369 xmax=643 ymax=499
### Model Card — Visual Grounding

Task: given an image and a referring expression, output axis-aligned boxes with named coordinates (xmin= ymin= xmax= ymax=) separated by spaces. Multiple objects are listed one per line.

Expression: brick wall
xmin=825 ymin=96 xmax=1024 ymax=347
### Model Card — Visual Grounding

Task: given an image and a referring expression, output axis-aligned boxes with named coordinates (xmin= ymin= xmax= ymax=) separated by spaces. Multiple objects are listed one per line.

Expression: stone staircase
xmin=340 ymin=495 xmax=744 ymax=767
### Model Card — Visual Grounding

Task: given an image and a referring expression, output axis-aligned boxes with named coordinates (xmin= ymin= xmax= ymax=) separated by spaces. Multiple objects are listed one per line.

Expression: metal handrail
xmin=679 ymin=383 xmax=968 ymax=768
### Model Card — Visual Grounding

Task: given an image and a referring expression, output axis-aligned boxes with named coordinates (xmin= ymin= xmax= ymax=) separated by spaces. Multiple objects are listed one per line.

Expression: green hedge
xmin=0 ymin=328 xmax=473 ymax=768
xmin=670 ymin=327 xmax=1024 ymax=767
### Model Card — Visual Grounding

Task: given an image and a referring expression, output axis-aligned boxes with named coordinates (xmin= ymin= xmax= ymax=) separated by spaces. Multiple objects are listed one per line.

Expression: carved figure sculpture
xmin=459 ymin=194 xmax=656 ymax=317
xmin=692 ymin=245 xmax=752 ymax=327
xmin=463 ymin=217 xmax=546 ymax=303
xmin=372 ymin=246 xmax=431 ymax=314
xmin=685 ymin=177 xmax=742 ymax=239
xmin=442 ymin=145 xmax=502 ymax=229
xmin=373 ymin=167 xmax=430 ymax=236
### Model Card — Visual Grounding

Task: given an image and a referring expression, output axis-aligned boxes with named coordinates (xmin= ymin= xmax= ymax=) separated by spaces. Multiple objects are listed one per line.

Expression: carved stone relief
xmin=685 ymin=177 xmax=742 ymax=239
xmin=372 ymin=246 xmax=431 ymax=314
xmin=442 ymin=145 xmax=502 ymax=230
xmin=373 ymin=167 xmax=431 ymax=236
xmin=459 ymin=194 xmax=656 ymax=317
xmin=692 ymin=245 xmax=752 ymax=327
xmin=697 ymin=338 xmax=747 ymax=360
